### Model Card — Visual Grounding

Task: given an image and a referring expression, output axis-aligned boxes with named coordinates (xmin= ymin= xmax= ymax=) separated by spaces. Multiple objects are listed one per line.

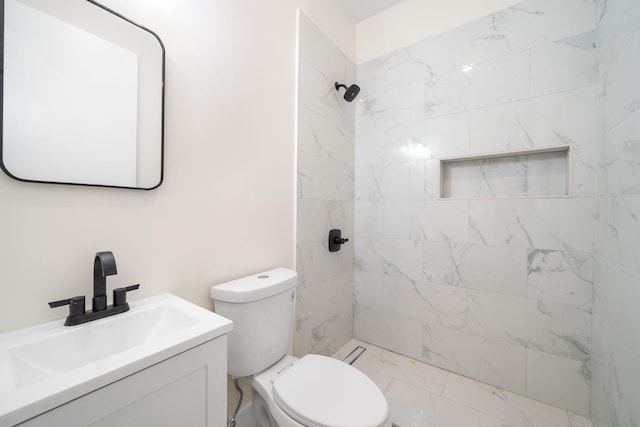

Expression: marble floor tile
xmin=332 ymin=338 xmax=593 ymax=427
xmin=379 ymin=348 xmax=449 ymax=395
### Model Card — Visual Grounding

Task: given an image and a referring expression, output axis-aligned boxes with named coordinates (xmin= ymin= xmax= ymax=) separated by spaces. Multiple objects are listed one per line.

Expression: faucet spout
xmin=93 ymin=251 xmax=117 ymax=312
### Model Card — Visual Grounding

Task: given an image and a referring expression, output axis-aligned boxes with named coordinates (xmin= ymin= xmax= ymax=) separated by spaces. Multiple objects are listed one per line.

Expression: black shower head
xmin=335 ymin=82 xmax=361 ymax=102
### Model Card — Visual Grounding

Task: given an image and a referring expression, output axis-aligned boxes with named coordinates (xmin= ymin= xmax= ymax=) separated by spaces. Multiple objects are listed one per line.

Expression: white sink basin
xmin=0 ymin=293 xmax=232 ymax=426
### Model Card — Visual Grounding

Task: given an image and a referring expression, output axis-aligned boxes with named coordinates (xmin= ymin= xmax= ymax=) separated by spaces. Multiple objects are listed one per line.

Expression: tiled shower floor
xmin=332 ymin=339 xmax=593 ymax=427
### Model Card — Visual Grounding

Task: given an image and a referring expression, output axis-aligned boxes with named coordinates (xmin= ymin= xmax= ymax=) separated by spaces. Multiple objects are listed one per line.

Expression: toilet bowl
xmin=210 ymin=268 xmax=389 ymax=427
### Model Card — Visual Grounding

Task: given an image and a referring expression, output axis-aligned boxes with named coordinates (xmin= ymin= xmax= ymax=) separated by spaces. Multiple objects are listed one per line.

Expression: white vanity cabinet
xmin=18 ymin=337 xmax=227 ymax=427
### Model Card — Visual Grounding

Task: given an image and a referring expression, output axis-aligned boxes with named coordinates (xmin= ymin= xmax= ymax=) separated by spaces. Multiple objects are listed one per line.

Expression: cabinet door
xmin=19 ymin=337 xmax=227 ymax=427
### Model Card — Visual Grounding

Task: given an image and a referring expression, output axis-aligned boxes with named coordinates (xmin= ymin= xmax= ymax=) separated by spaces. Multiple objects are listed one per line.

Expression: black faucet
xmin=93 ymin=251 xmax=118 ymax=312
xmin=49 ymin=251 xmax=140 ymax=326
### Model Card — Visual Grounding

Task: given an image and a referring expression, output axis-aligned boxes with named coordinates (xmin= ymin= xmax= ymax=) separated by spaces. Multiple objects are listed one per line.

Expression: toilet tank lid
xmin=210 ymin=268 xmax=297 ymax=303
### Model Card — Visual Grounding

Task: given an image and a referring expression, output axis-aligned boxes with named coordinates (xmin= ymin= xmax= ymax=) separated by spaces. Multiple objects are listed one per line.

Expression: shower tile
xmin=354 ymin=201 xmax=384 ymax=238
xmin=356 ymin=81 xmax=425 ymax=133
xmin=468 ymin=88 xmax=598 ymax=198
xmin=294 ymin=271 xmax=353 ymax=357
xmin=423 ymin=240 xmax=470 ymax=288
xmin=593 ymin=256 xmax=640 ymax=356
xmin=526 ymin=349 xmax=591 ymax=417
xmin=356 ymin=160 xmax=426 ymax=203
xmin=404 ymin=28 xmax=470 ymax=78
xmin=386 ymin=379 xmax=512 ymax=427
xmin=423 ymin=51 xmax=529 ymax=119
xmin=355 ymin=165 xmax=383 ymax=202
xmin=594 ymin=194 xmax=640 ymax=272
xmin=295 ymin=242 xmax=313 ymax=288
xmin=469 ymin=86 xmax=599 ymax=153
xmin=356 ymin=113 xmax=469 ymax=168
xmin=598 ymin=109 xmax=640 ymax=196
xmin=353 ymin=306 xmax=423 ymax=360
xmin=423 ymin=160 xmax=441 ymax=201
xmin=468 ymin=0 xmax=597 ymax=64
xmin=597 ymin=0 xmax=640 ymax=77
xmin=422 ymin=71 xmax=470 ymax=118
xmin=530 ymin=31 xmax=597 ymax=97
xmin=298 ymin=60 xmax=349 ymax=129
xmin=355 ymin=49 xmax=430 ymax=97
xmin=571 ymin=141 xmax=597 ymax=198
xmin=442 ymin=372 xmax=576 ymax=427
xmin=355 ymin=57 xmax=386 ymax=97
xmin=600 ymin=29 xmax=640 ymax=131
xmin=384 ymin=200 xmax=468 ymax=243
xmin=463 ymin=245 xmax=528 ymax=296
xmin=467 ymin=290 xmax=591 ymax=360
xmin=380 ymin=349 xmax=449 ymax=395
xmin=527 ymin=248 xmax=593 ymax=311
xmin=354 ymin=238 xmax=423 ymax=285
xmin=590 ymin=314 xmax=640 ymax=427
xmin=381 ymin=275 xmax=467 ymax=330
xmin=311 ymin=156 xmax=354 ymax=201
xmin=333 ymin=339 xmax=593 ymax=426
xmin=414 ymin=200 xmax=470 ymax=244
xmin=297 ymin=198 xmax=350 ymax=244
xmin=297 ymin=151 xmax=315 ymax=198
xmin=469 ymin=198 xmax=594 ymax=252
xmin=461 ymin=50 xmax=530 ymax=111
xmin=422 ymin=324 xmax=526 ymax=394
xmin=308 ymin=239 xmax=352 ymax=286
xmin=297 ymin=106 xmax=354 ymax=167
xmin=298 ymin=151 xmax=354 ymax=201
xmin=354 ymin=269 xmax=384 ymax=310
xmin=400 ymin=113 xmax=470 ymax=160
xmin=568 ymin=412 xmax=594 ymax=427
xmin=351 ymin=347 xmax=394 ymax=392
xmin=357 ymin=28 xmax=469 ymax=97
xmin=378 ymin=162 xmax=425 ymax=201
xmin=355 ymin=130 xmax=386 ymax=167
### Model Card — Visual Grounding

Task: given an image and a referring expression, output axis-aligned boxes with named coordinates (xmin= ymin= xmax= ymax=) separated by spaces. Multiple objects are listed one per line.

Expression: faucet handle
xmin=48 ymin=296 xmax=86 ymax=317
xmin=113 ymin=284 xmax=140 ymax=307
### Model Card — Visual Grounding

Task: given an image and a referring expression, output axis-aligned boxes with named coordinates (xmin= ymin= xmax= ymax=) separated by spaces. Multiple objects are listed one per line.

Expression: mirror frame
xmin=0 ymin=0 xmax=166 ymax=190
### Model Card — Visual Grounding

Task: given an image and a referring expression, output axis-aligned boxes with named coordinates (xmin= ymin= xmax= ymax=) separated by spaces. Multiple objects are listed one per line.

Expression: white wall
xmin=0 ymin=0 xmax=351 ymax=334
xmin=298 ymin=0 xmax=356 ymax=62
xmin=356 ymin=0 xmax=524 ymax=63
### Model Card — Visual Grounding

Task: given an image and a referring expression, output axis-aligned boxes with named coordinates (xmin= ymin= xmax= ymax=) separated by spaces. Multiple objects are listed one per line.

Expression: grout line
xmin=439 ymin=371 xmax=450 ymax=396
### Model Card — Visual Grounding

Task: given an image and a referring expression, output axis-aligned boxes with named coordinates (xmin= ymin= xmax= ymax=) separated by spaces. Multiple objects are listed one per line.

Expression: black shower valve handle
xmin=334 ymin=236 xmax=349 ymax=245
xmin=328 ymin=229 xmax=349 ymax=252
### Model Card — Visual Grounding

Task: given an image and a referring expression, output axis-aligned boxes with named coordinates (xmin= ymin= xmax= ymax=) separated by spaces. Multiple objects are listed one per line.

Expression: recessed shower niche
xmin=439 ymin=145 xmax=571 ymax=199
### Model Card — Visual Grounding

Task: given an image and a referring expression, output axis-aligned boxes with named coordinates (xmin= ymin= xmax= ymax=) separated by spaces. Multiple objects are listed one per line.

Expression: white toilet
xmin=210 ymin=268 xmax=389 ymax=427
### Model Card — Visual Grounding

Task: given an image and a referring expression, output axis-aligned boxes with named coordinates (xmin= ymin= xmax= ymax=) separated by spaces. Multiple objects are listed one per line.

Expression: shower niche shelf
xmin=439 ymin=145 xmax=571 ymax=199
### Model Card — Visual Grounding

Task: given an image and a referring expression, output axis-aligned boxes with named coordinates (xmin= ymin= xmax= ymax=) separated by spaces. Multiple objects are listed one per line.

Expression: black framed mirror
xmin=0 ymin=0 xmax=164 ymax=190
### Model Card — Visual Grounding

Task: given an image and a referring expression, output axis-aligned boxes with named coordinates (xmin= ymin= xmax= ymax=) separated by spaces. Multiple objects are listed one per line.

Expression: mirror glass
xmin=1 ymin=0 xmax=164 ymax=189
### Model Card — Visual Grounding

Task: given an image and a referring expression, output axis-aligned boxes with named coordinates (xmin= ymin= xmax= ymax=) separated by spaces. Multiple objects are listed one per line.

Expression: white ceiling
xmin=338 ymin=0 xmax=406 ymax=22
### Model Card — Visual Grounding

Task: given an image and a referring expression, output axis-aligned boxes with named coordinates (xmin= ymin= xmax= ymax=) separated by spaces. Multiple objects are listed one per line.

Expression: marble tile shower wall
xmin=295 ymin=14 xmax=356 ymax=358
xmin=591 ymin=0 xmax=640 ymax=425
xmin=353 ymin=0 xmax=597 ymax=417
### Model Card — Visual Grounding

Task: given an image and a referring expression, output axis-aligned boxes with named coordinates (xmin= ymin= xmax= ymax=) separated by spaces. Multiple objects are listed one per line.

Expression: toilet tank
xmin=210 ymin=268 xmax=297 ymax=377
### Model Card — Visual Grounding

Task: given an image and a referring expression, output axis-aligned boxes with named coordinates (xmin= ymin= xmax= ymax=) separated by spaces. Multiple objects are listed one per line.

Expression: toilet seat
xmin=272 ymin=354 xmax=388 ymax=427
